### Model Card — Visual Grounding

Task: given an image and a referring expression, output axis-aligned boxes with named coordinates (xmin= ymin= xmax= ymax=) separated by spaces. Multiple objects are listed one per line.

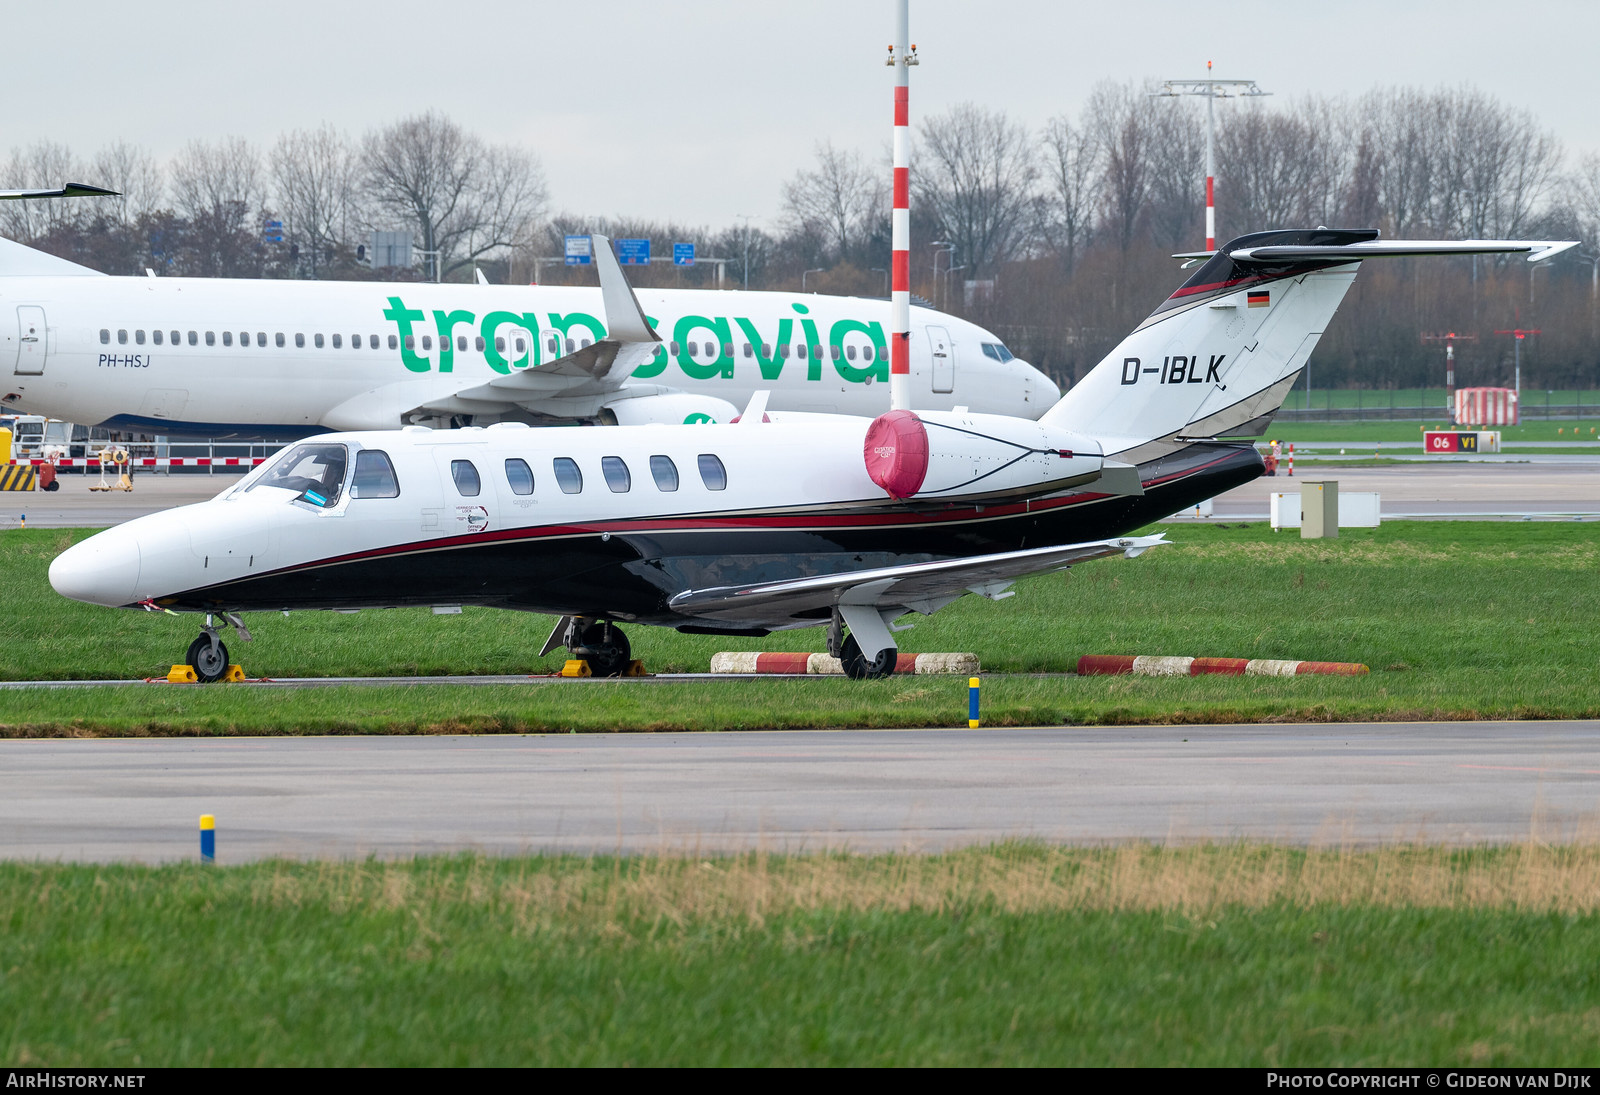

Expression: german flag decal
xmin=1247 ymin=290 xmax=1270 ymax=308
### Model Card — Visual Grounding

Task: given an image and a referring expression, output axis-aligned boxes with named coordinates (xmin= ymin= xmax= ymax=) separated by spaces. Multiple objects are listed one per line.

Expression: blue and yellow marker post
xmin=968 ymin=676 xmax=980 ymax=729
xmin=199 ymin=814 xmax=215 ymax=863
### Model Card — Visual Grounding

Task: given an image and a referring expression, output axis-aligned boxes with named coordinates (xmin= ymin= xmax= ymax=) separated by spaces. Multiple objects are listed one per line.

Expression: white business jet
xmin=50 ymin=229 xmax=1573 ymax=679
xmin=0 ymin=231 xmax=1057 ymax=436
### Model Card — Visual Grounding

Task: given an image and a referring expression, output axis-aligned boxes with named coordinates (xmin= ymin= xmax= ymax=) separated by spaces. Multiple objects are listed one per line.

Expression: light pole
xmin=945 ymin=264 xmax=966 ymax=311
xmin=931 ymin=240 xmax=953 ymax=304
xmin=1494 ymin=327 xmax=1541 ymax=397
xmin=1153 ymin=64 xmax=1271 ymax=251
xmin=802 ymin=267 xmax=824 ymax=292
xmin=870 ymin=267 xmax=888 ymax=296
xmin=736 ymin=214 xmax=755 ymax=289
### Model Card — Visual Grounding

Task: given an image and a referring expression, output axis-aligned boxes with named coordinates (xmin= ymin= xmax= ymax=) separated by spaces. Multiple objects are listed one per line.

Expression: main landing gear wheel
xmin=572 ymin=620 xmax=631 ymax=678
xmin=186 ymin=632 xmax=230 ymax=683
xmin=840 ymin=634 xmax=896 ymax=680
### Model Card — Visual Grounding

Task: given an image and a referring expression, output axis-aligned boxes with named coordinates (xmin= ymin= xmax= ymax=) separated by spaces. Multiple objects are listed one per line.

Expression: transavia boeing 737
xmin=0 ymin=232 xmax=1057 ymax=436
xmin=50 ymin=229 xmax=1574 ymax=679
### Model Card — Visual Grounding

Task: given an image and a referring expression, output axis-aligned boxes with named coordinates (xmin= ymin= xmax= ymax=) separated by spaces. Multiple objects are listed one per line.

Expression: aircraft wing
xmin=667 ymin=535 xmax=1167 ymax=628
xmin=420 ymin=232 xmax=666 ymax=411
xmin=0 ymin=183 xmax=118 ymax=200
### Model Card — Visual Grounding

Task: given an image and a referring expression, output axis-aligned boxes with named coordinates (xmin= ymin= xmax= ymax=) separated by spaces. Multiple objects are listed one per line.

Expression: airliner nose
xmin=50 ymin=527 xmax=142 ymax=607
xmin=1027 ymin=362 xmax=1062 ymax=408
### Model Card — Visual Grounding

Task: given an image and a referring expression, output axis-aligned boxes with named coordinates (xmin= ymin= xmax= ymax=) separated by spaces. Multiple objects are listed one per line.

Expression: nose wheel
xmin=186 ymin=631 xmax=230 ymax=683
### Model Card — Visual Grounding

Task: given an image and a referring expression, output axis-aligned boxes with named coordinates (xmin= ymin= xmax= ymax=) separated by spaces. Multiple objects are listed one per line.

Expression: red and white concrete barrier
xmin=1077 ymin=654 xmax=1367 ymax=677
xmin=711 ymin=652 xmax=978 ymax=675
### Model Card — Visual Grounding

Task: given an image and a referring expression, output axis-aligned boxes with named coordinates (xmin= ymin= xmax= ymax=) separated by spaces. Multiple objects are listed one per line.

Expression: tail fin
xmin=1040 ymin=228 xmax=1573 ymax=460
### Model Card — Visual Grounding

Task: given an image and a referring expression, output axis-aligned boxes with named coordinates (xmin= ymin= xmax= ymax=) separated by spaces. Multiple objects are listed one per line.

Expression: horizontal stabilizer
xmin=0 ymin=182 xmax=118 ymax=201
xmin=1230 ymin=239 xmax=1577 ymax=264
xmin=0 ymin=235 xmax=104 ymax=276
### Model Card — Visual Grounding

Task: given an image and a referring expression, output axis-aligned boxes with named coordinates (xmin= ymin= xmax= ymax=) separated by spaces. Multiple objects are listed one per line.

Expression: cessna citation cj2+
xmin=0 ymin=232 xmax=1056 ymax=433
xmin=51 ymin=229 xmax=1574 ymax=680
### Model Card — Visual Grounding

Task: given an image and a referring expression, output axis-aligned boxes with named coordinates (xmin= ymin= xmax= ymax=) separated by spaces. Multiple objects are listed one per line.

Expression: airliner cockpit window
xmin=248 ymin=443 xmax=348 ymax=507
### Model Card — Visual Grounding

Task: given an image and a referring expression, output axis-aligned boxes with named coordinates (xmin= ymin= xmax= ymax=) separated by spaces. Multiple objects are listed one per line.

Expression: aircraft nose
xmin=50 ymin=526 xmax=143 ymax=607
xmin=1027 ymin=362 xmax=1062 ymax=407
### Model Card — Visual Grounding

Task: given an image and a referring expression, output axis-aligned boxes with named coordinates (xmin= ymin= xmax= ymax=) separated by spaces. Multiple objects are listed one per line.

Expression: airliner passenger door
xmin=927 ymin=325 xmax=954 ymax=393
xmin=14 ymin=307 xmax=46 ymax=375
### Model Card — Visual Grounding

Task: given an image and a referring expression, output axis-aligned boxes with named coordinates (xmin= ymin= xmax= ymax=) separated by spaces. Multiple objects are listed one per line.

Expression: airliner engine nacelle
xmin=602 ymin=392 xmax=741 ymax=426
xmin=862 ymin=409 xmax=1116 ymax=503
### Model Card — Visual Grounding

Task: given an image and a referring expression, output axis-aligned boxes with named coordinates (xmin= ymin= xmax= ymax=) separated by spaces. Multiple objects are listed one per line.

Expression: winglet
xmin=737 ymin=390 xmax=771 ymax=425
xmin=591 ymin=233 xmax=661 ymax=343
xmin=0 ymin=182 xmax=119 ymax=201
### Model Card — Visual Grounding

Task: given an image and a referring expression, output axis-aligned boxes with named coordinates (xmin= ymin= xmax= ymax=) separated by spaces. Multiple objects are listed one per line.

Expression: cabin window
xmin=221 ymin=332 xmax=232 ymax=346
xmin=331 ymin=334 xmax=341 ymax=349
xmin=256 ymin=332 xmax=266 ymax=347
xmin=723 ymin=343 xmax=733 ymax=357
xmin=450 ymin=459 xmax=481 ymax=497
xmin=276 ymin=333 xmax=286 ymax=348
xmin=580 ymin=338 xmax=592 ymax=348
xmin=601 ymin=456 xmax=631 ymax=493
xmin=494 ymin=336 xmax=505 ymax=354
xmin=553 ymin=457 xmax=582 ymax=494
xmin=697 ymin=454 xmax=727 ymax=491
xmin=350 ymin=449 xmax=400 ymax=499
xmin=189 ymin=331 xmax=199 ymax=346
xmin=777 ymin=344 xmax=789 ymax=359
xmin=649 ymin=455 xmax=679 ymax=492
xmin=669 ymin=341 xmax=680 ymax=355
xmin=295 ymin=333 xmax=306 ymax=348
xmin=846 ymin=345 xmax=857 ymax=360
xmin=474 ymin=336 xmax=484 ymax=352
xmin=117 ymin=330 xmax=128 ymax=344
xmin=404 ymin=335 xmax=414 ymax=350
xmin=546 ymin=335 xmax=559 ymax=357
xmin=457 ymin=335 xmax=468 ymax=352
xmin=99 ymin=329 xmax=109 ymax=344
xmin=171 ymin=331 xmax=180 ymax=345
xmin=742 ymin=343 xmax=752 ymax=358
xmin=830 ymin=345 xmax=841 ymax=360
xmin=762 ymin=343 xmax=772 ymax=357
xmin=421 ymin=335 xmax=433 ymax=351
xmin=385 ymin=335 xmax=395 ymax=350
xmin=515 ymin=337 xmax=527 ymax=354
xmin=565 ymin=338 xmax=576 ymax=354
xmin=504 ymin=458 xmax=534 ymax=495
xmin=152 ymin=330 xmax=163 ymax=345
xmin=135 ymin=330 xmax=145 ymax=345
xmin=314 ymin=334 xmax=324 ymax=349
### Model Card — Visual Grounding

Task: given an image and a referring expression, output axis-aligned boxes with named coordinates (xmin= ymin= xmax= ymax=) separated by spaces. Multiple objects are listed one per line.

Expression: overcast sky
xmin=6 ymin=1 xmax=1598 ymax=228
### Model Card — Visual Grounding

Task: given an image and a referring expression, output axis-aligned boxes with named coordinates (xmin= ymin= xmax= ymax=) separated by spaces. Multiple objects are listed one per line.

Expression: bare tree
xmin=1217 ymin=96 xmax=1352 ymax=236
xmin=361 ymin=112 xmax=547 ymax=282
xmin=780 ymin=141 xmax=880 ymax=265
xmin=90 ymin=141 xmax=164 ymax=226
xmin=1085 ymin=81 xmax=1152 ymax=252
xmin=270 ymin=125 xmax=357 ymax=277
xmin=169 ymin=136 xmax=266 ymax=276
xmin=1144 ymin=90 xmax=1204 ymax=251
xmin=1039 ymin=114 xmax=1098 ymax=271
xmin=914 ymin=103 xmax=1037 ymax=279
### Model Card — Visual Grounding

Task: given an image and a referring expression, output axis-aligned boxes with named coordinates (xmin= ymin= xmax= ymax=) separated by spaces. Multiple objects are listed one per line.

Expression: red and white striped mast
xmin=887 ymin=0 xmax=917 ymax=411
xmin=1153 ymin=66 xmax=1270 ymax=252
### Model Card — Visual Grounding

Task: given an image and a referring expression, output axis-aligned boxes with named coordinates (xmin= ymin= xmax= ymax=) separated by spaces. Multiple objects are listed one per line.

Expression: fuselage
xmin=1 ymin=275 xmax=1058 ymax=436
xmin=48 ymin=419 xmax=1260 ymax=631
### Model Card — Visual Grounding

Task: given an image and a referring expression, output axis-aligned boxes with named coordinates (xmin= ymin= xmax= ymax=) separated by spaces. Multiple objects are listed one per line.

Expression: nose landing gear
xmin=184 ymin=614 xmax=252 ymax=683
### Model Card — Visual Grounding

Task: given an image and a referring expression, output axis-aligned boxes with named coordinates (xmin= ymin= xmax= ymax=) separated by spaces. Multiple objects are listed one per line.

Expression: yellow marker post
xmin=968 ymin=676 xmax=980 ymax=729
xmin=199 ymin=814 xmax=215 ymax=862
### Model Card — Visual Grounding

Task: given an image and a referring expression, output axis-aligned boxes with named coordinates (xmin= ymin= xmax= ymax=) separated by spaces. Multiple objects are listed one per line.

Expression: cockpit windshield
xmin=246 ymin=442 xmax=348 ymax=507
xmin=980 ymin=341 xmax=1016 ymax=363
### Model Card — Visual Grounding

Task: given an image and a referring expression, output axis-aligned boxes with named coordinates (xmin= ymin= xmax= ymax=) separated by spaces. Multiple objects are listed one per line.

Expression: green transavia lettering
xmin=380 ymin=296 xmax=889 ymax=384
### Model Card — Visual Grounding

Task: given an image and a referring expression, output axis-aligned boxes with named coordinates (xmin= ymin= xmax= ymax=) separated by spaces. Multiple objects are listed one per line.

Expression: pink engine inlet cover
xmin=863 ymin=410 xmax=929 ymax=499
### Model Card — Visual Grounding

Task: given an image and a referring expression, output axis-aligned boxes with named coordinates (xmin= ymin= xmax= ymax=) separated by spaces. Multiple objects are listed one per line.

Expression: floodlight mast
xmin=1153 ymin=64 xmax=1271 ymax=251
xmin=886 ymin=0 xmax=918 ymax=412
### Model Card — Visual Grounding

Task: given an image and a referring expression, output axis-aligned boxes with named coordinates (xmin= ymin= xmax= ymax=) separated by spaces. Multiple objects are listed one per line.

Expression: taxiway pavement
xmin=4 ymin=722 xmax=1598 ymax=861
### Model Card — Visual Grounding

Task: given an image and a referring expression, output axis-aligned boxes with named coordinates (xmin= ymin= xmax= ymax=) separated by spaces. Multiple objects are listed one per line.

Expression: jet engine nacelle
xmin=603 ymin=392 xmax=740 ymax=426
xmin=863 ymin=409 xmax=1123 ymax=503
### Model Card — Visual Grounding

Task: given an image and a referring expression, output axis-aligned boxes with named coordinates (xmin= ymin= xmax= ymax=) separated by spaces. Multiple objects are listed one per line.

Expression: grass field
xmin=7 ymin=845 xmax=1600 ymax=1066
xmin=1265 ymin=419 xmax=1600 ymax=445
xmin=1 ymin=520 xmax=1595 ymax=732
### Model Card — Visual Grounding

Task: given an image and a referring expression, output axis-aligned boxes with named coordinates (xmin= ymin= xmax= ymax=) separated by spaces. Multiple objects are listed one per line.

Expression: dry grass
xmin=172 ymin=842 xmax=1600 ymax=929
